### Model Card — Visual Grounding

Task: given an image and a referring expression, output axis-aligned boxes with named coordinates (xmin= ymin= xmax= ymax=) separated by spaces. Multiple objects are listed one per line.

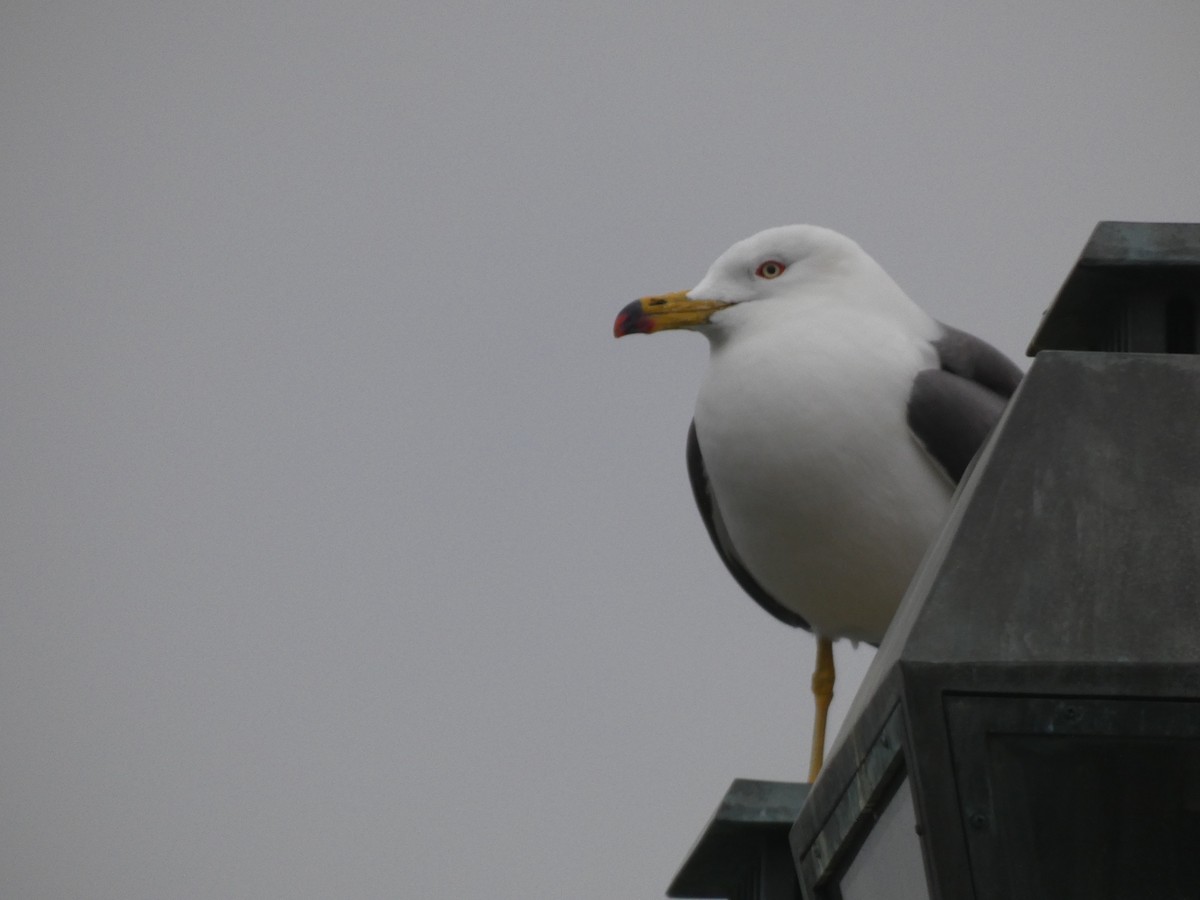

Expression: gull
xmin=614 ymin=225 xmax=1020 ymax=779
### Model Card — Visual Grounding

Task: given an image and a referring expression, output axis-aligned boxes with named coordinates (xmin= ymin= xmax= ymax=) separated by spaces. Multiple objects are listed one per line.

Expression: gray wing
xmin=908 ymin=324 xmax=1023 ymax=485
xmin=686 ymin=421 xmax=811 ymax=630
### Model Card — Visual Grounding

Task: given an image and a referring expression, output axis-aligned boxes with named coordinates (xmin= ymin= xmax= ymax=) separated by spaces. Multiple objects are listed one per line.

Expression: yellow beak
xmin=613 ymin=291 xmax=732 ymax=337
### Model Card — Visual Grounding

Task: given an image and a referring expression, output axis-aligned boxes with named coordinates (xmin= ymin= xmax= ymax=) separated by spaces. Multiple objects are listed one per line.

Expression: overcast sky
xmin=4 ymin=2 xmax=1200 ymax=898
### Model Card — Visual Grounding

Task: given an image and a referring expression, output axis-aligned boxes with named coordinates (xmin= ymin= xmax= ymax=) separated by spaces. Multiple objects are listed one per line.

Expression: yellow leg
xmin=808 ymin=636 xmax=835 ymax=783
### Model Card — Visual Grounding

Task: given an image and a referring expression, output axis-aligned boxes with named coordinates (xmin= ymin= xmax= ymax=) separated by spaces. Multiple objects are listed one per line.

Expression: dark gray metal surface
xmin=1028 ymin=221 xmax=1200 ymax=354
xmin=670 ymin=779 xmax=809 ymax=899
xmin=793 ymin=349 xmax=1200 ymax=899
xmin=900 ymin=350 xmax=1200 ymax=899
xmin=944 ymin=695 xmax=1200 ymax=900
xmin=1077 ymin=220 xmax=1200 ymax=265
xmin=901 ymin=350 xmax=1200 ymax=668
xmin=795 ymin=705 xmax=906 ymax=891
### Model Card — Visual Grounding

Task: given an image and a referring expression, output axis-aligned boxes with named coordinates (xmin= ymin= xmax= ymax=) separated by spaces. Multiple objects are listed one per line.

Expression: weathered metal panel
xmin=903 ymin=351 xmax=1200 ymax=667
xmin=1028 ymin=222 xmax=1200 ymax=354
xmin=670 ymin=779 xmax=808 ymax=899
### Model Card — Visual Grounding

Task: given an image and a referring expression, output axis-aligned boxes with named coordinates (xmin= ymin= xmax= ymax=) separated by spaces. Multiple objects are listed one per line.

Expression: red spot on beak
xmin=613 ymin=300 xmax=653 ymax=337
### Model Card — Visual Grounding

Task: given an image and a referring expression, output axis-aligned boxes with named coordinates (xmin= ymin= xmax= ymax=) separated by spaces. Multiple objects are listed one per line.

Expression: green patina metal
xmin=669 ymin=779 xmax=809 ymax=900
xmin=804 ymin=704 xmax=906 ymax=888
xmin=1028 ymin=221 xmax=1200 ymax=354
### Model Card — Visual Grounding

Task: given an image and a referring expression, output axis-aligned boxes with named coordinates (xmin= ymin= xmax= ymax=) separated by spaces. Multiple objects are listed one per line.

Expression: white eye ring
xmin=755 ymin=259 xmax=786 ymax=279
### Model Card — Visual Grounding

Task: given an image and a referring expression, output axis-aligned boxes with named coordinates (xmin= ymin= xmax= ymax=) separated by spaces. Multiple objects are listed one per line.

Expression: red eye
xmin=755 ymin=259 xmax=787 ymax=279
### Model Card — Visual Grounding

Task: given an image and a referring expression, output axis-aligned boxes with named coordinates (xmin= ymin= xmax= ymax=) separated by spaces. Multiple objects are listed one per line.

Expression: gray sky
xmin=3 ymin=2 xmax=1199 ymax=897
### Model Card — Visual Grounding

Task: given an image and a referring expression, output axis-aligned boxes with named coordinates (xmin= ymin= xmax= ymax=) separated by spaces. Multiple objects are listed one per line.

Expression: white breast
xmin=694 ymin=305 xmax=951 ymax=643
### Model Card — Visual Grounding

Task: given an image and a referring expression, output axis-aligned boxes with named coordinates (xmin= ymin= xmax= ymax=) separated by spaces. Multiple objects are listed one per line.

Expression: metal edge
xmin=792 ymin=703 xmax=906 ymax=893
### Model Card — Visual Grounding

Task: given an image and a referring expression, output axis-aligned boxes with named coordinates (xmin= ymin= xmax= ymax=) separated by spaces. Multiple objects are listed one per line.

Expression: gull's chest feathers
xmin=692 ymin=310 xmax=950 ymax=642
xmin=696 ymin=311 xmax=931 ymax=492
